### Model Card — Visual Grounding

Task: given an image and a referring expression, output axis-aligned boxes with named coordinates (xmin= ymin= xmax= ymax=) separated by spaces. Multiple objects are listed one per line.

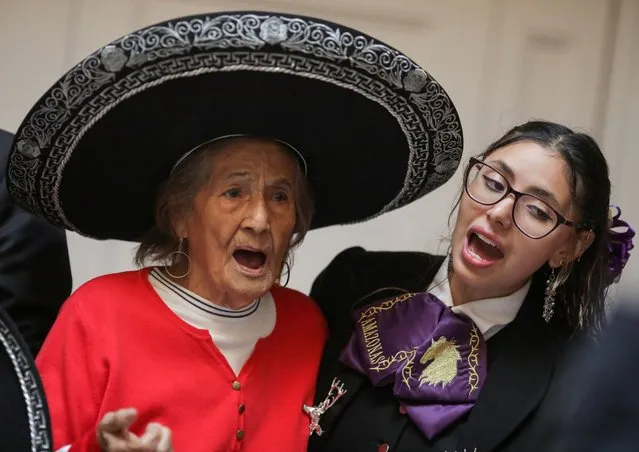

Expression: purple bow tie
xmin=339 ymin=292 xmax=488 ymax=440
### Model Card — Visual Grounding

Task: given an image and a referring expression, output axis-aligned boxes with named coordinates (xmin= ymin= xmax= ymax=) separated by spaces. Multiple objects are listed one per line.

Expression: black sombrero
xmin=6 ymin=11 xmax=463 ymax=241
xmin=0 ymin=304 xmax=53 ymax=452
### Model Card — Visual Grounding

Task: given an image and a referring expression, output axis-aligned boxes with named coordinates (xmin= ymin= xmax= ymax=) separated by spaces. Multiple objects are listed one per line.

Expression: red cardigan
xmin=36 ymin=269 xmax=327 ymax=451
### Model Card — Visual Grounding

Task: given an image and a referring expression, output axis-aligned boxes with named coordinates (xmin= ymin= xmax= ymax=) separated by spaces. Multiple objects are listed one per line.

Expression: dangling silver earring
xmin=542 ymin=268 xmax=556 ymax=323
xmin=165 ymin=237 xmax=191 ymax=279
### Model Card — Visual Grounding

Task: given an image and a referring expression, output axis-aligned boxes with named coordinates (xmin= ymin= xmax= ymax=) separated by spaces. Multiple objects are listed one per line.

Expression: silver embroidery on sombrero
xmin=8 ymin=13 xmax=462 ymax=235
xmin=0 ymin=317 xmax=52 ymax=451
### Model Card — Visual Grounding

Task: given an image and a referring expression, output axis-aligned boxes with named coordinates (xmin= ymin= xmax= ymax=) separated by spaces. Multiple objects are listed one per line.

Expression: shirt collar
xmin=427 ymin=257 xmax=530 ymax=340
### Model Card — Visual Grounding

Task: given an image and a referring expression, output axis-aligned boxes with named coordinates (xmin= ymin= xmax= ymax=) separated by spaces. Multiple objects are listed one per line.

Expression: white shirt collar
xmin=427 ymin=257 xmax=530 ymax=340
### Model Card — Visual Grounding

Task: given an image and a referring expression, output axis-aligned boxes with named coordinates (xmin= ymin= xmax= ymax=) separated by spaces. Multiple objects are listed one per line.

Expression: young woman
xmin=308 ymin=120 xmax=635 ymax=452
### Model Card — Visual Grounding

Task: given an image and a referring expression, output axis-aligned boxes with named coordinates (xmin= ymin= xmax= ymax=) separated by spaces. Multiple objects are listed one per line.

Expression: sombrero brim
xmin=6 ymin=11 xmax=463 ymax=241
xmin=0 ymin=306 xmax=53 ymax=451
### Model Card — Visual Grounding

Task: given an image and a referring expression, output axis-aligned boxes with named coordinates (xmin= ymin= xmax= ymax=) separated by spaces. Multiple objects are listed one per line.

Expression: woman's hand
xmin=97 ymin=408 xmax=173 ymax=452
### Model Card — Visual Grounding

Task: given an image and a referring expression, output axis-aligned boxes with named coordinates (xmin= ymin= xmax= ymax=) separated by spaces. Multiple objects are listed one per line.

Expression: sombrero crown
xmin=6 ymin=11 xmax=463 ymax=241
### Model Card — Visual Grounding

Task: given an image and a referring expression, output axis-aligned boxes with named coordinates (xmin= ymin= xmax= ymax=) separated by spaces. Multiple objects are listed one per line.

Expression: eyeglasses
xmin=464 ymin=157 xmax=575 ymax=239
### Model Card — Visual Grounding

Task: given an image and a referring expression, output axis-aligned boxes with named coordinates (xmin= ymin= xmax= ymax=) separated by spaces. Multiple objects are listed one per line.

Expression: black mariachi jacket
xmin=308 ymin=246 xmax=583 ymax=452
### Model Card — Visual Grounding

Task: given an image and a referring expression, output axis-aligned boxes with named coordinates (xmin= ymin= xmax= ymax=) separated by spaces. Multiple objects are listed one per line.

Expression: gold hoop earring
xmin=280 ymin=261 xmax=291 ymax=287
xmin=165 ymin=237 xmax=191 ymax=279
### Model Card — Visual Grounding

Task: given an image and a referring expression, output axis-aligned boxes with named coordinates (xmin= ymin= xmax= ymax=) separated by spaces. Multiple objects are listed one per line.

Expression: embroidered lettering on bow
xmin=303 ymin=378 xmax=346 ymax=436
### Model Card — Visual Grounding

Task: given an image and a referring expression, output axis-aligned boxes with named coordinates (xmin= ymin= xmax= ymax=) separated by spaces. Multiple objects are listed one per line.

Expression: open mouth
xmin=467 ymin=232 xmax=505 ymax=262
xmin=233 ymin=248 xmax=267 ymax=272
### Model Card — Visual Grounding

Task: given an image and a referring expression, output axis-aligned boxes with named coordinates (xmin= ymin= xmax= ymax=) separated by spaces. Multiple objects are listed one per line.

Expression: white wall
xmin=0 ymin=0 xmax=637 ymax=302
xmin=600 ymin=0 xmax=639 ymax=303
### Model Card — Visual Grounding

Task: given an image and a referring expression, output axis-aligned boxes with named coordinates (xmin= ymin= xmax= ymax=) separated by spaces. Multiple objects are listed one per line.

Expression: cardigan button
xmin=236 ymin=429 xmax=245 ymax=440
xmin=232 ymin=381 xmax=241 ymax=390
xmin=238 ymin=403 xmax=246 ymax=414
xmin=378 ymin=444 xmax=389 ymax=452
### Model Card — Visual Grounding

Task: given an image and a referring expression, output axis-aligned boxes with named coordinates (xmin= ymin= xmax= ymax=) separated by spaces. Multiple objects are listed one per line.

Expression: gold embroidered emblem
xmin=355 ymin=293 xmax=482 ymax=395
xmin=418 ymin=336 xmax=462 ymax=387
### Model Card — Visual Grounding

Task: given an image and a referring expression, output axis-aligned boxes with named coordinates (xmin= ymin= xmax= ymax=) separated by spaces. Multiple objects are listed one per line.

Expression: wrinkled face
xmin=450 ymin=141 xmax=580 ymax=300
xmin=176 ymin=139 xmax=297 ymax=306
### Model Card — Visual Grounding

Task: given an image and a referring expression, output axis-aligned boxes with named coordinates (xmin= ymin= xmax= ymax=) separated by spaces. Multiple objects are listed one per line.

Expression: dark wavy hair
xmin=449 ymin=120 xmax=611 ymax=334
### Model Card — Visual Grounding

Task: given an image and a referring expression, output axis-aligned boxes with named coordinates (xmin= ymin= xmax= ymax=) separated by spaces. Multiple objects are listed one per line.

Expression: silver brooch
xmin=402 ymin=68 xmax=428 ymax=93
xmin=16 ymin=139 xmax=41 ymax=159
xmin=259 ymin=17 xmax=288 ymax=45
xmin=303 ymin=378 xmax=347 ymax=436
xmin=100 ymin=45 xmax=127 ymax=72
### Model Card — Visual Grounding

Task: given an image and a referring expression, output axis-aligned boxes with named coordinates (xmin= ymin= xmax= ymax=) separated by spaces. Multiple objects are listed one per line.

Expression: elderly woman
xmin=5 ymin=11 xmax=464 ymax=452
xmin=42 ymin=135 xmax=322 ymax=452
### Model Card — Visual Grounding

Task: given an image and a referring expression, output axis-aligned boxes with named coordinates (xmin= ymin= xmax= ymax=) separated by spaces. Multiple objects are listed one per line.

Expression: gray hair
xmin=135 ymin=137 xmax=314 ymax=278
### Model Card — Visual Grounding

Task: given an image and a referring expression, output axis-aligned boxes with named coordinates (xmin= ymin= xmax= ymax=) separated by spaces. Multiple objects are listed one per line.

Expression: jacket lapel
xmin=309 ymin=252 xmax=444 ymax=446
xmin=454 ymin=282 xmax=563 ymax=452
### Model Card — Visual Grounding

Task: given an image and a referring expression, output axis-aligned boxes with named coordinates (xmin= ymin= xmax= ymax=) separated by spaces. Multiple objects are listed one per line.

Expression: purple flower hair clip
xmin=607 ymin=205 xmax=635 ymax=284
